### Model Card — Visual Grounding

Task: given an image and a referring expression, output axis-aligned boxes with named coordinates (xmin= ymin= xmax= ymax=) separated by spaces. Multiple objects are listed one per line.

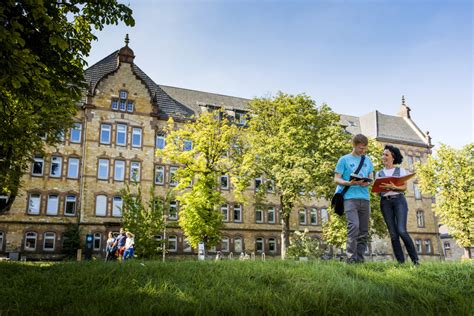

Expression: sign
xmin=198 ymin=242 xmax=205 ymax=261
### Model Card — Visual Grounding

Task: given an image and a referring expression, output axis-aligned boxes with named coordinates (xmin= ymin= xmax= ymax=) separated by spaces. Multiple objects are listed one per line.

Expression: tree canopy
xmin=415 ymin=143 xmax=473 ymax=257
xmin=0 ymin=0 xmax=134 ymax=212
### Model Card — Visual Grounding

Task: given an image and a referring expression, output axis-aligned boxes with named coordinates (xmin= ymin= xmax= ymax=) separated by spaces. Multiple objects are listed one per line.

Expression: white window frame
xmin=98 ymin=159 xmax=109 ymax=180
xmin=0 ymin=231 xmax=4 ymax=252
xmin=255 ymin=209 xmax=263 ymax=223
xmin=416 ymin=210 xmax=425 ymax=227
xmin=233 ymin=204 xmax=242 ymax=222
xmin=116 ymin=124 xmax=127 ymax=146
xmin=415 ymin=239 xmax=422 ymax=254
xmin=168 ymin=236 xmax=177 ymax=252
xmin=183 ymin=140 xmax=193 ymax=151
xmin=112 ymin=196 xmax=122 ymax=217
xmin=169 ymin=201 xmax=178 ymax=220
xmin=154 ymin=165 xmax=165 ymax=185
xmin=299 ymin=209 xmax=307 ymax=225
xmin=25 ymin=232 xmax=37 ymax=251
xmin=221 ymin=237 xmax=229 ymax=252
xmin=32 ymin=156 xmax=44 ymax=176
xmin=100 ymin=124 xmax=111 ymax=144
xmin=256 ymin=237 xmax=264 ymax=253
xmin=268 ymin=238 xmax=277 ymax=253
xmin=132 ymin=127 xmax=142 ymax=148
xmin=67 ymin=157 xmax=80 ymax=179
xmin=119 ymin=90 xmax=128 ymax=99
xmin=46 ymin=194 xmax=59 ymax=216
xmin=70 ymin=123 xmax=82 ymax=143
xmin=43 ymin=232 xmax=56 ymax=251
xmin=156 ymin=134 xmax=166 ymax=149
xmin=310 ymin=208 xmax=318 ymax=225
xmin=114 ymin=160 xmax=125 ymax=181
xmin=169 ymin=166 xmax=178 ymax=186
xmin=254 ymin=176 xmax=262 ymax=191
xmin=119 ymin=99 xmax=126 ymax=111
xmin=28 ymin=193 xmax=41 ymax=215
xmin=111 ymin=99 xmax=119 ymax=110
xmin=93 ymin=233 xmax=102 ymax=251
xmin=267 ymin=207 xmax=276 ymax=224
xmin=127 ymin=101 xmax=134 ymax=112
xmin=95 ymin=195 xmax=107 ymax=216
xmin=130 ymin=161 xmax=141 ymax=182
xmin=64 ymin=195 xmax=77 ymax=216
xmin=49 ymin=156 xmax=62 ymax=177
xmin=221 ymin=204 xmax=229 ymax=222
xmin=183 ymin=239 xmax=192 ymax=252
xmin=234 ymin=237 xmax=243 ymax=253
xmin=414 ymin=184 xmax=422 ymax=200
xmin=221 ymin=175 xmax=229 ymax=190
xmin=425 ymin=239 xmax=431 ymax=254
xmin=320 ymin=208 xmax=328 ymax=224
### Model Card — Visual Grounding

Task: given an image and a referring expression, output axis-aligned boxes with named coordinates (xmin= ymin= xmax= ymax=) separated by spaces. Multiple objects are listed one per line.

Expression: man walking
xmin=334 ymin=134 xmax=374 ymax=263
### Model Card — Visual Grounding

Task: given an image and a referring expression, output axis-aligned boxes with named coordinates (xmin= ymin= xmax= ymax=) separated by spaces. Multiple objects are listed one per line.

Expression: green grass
xmin=0 ymin=260 xmax=472 ymax=315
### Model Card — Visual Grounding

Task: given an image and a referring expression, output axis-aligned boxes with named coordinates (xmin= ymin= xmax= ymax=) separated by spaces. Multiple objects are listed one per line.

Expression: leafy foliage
xmin=323 ymin=138 xmax=388 ymax=249
xmin=156 ymin=113 xmax=242 ymax=250
xmin=120 ymin=184 xmax=167 ymax=258
xmin=235 ymin=92 xmax=349 ymax=258
xmin=61 ymin=224 xmax=81 ymax=259
xmin=415 ymin=143 xmax=474 ymax=253
xmin=0 ymin=0 xmax=134 ymax=212
xmin=287 ymin=229 xmax=327 ymax=259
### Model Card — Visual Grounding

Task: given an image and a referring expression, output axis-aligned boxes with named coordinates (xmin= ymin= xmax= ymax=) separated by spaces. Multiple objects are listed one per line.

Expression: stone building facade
xmin=0 ymin=39 xmax=440 ymax=260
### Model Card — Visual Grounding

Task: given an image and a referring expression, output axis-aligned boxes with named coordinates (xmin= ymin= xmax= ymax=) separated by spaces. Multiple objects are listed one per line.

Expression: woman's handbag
xmin=331 ymin=155 xmax=366 ymax=216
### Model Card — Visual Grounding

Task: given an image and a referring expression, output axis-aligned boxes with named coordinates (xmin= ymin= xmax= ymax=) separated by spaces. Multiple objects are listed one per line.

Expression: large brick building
xmin=0 ymin=38 xmax=441 ymax=260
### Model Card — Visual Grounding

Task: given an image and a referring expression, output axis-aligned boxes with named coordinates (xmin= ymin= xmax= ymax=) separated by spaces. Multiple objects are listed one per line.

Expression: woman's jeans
xmin=380 ymin=194 xmax=419 ymax=263
xmin=123 ymin=247 xmax=134 ymax=261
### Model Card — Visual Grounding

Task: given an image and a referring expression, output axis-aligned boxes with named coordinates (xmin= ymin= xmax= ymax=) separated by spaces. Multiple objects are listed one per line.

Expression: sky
xmin=86 ymin=0 xmax=473 ymax=150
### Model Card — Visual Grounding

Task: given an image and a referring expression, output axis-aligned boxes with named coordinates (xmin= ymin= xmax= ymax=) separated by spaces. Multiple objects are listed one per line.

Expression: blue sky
xmin=86 ymin=0 xmax=473 ymax=149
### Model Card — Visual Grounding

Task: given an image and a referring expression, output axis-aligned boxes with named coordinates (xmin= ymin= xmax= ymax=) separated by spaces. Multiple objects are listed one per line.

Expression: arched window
xmin=255 ymin=237 xmax=264 ymax=253
xmin=268 ymin=238 xmax=277 ymax=253
xmin=25 ymin=232 xmax=37 ymax=251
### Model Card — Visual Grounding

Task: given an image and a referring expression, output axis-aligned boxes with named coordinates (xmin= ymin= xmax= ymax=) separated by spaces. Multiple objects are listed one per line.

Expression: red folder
xmin=371 ymin=173 xmax=416 ymax=193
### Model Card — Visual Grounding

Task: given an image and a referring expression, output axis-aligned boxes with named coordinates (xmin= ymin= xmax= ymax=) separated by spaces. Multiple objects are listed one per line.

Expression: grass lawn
xmin=0 ymin=259 xmax=472 ymax=315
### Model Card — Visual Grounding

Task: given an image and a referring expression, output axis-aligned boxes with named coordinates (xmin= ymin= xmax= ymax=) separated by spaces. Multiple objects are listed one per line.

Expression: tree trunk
xmin=280 ymin=195 xmax=291 ymax=259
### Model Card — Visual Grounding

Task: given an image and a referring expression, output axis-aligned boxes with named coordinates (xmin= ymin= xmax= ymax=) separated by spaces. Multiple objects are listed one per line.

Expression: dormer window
xmin=111 ymin=90 xmax=135 ymax=113
xmin=111 ymin=99 xmax=119 ymax=110
xmin=120 ymin=90 xmax=128 ymax=99
xmin=127 ymin=101 xmax=134 ymax=112
xmin=119 ymin=100 xmax=126 ymax=111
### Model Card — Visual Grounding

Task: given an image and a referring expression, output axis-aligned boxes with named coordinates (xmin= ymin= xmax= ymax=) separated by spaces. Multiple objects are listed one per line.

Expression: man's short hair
xmin=352 ymin=134 xmax=368 ymax=146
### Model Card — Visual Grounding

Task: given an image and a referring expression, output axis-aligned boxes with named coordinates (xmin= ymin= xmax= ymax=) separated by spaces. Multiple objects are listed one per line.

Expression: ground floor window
xmin=25 ymin=232 xmax=37 ymax=251
xmin=43 ymin=232 xmax=56 ymax=251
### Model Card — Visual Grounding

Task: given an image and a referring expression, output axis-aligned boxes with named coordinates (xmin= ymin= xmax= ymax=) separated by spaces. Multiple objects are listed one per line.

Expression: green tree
xmin=120 ymin=184 xmax=167 ymax=258
xmin=0 ymin=0 xmax=134 ymax=213
xmin=236 ymin=92 xmax=349 ymax=258
xmin=61 ymin=223 xmax=81 ymax=259
xmin=323 ymin=138 xmax=388 ymax=251
xmin=156 ymin=113 xmax=242 ymax=251
xmin=415 ymin=143 xmax=474 ymax=258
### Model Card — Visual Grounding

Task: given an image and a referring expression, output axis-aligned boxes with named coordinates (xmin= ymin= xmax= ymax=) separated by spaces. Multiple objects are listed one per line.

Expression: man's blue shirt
xmin=335 ymin=154 xmax=374 ymax=200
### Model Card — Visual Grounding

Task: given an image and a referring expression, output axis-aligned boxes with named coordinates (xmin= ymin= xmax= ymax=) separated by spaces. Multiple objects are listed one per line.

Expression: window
xmin=255 ymin=177 xmax=262 ymax=191
xmin=67 ymin=157 xmax=80 ymax=179
xmin=234 ymin=111 xmax=247 ymax=126
xmin=98 ymin=159 xmax=109 ymax=180
xmin=46 ymin=194 xmax=59 ymax=215
xmin=183 ymin=140 xmax=193 ymax=151
xmin=70 ymin=123 xmax=82 ymax=143
xmin=414 ymin=184 xmax=422 ymax=200
xmin=0 ymin=195 xmax=8 ymax=211
xmin=57 ymin=129 xmax=65 ymax=142
xmin=112 ymin=196 xmax=122 ymax=217
xmin=132 ymin=128 xmax=142 ymax=147
xmin=130 ymin=162 xmax=141 ymax=182
xmin=416 ymin=210 xmax=425 ymax=227
xmin=32 ymin=156 xmax=44 ymax=176
xmin=43 ymin=232 xmax=55 ymax=251
xmin=255 ymin=209 xmax=263 ymax=223
xmin=183 ymin=239 xmax=192 ymax=252
xmin=154 ymin=165 xmax=165 ymax=185
xmin=415 ymin=156 xmax=422 ymax=164
xmin=169 ymin=167 xmax=178 ymax=186
xmin=320 ymin=208 xmax=328 ymax=224
xmin=50 ymin=156 xmax=62 ymax=177
xmin=221 ymin=237 xmax=229 ymax=252
xmin=65 ymin=195 xmax=77 ymax=216
xmin=168 ymin=236 xmax=177 ymax=252
xmin=221 ymin=204 xmax=229 ymax=222
xmin=28 ymin=193 xmax=41 ymax=215
xmin=116 ymin=124 xmax=127 ymax=146
xmin=220 ymin=175 xmax=229 ymax=190
xmin=266 ymin=179 xmax=275 ymax=193
xmin=415 ymin=239 xmax=422 ymax=254
xmin=256 ymin=237 xmax=264 ymax=253
xmin=119 ymin=99 xmax=126 ymax=111
xmin=407 ymin=155 xmax=414 ymax=170
xmin=233 ymin=204 xmax=242 ymax=222
xmin=127 ymin=101 xmax=134 ymax=112
xmin=425 ymin=239 xmax=431 ymax=254
xmin=234 ymin=237 xmax=243 ymax=253
xmin=93 ymin=233 xmax=102 ymax=251
xmin=114 ymin=160 xmax=125 ymax=181
xmin=299 ymin=209 xmax=306 ymax=225
xmin=25 ymin=232 xmax=37 ymax=251
xmin=95 ymin=195 xmax=107 ymax=216
xmin=156 ymin=134 xmax=166 ymax=149
xmin=444 ymin=241 xmax=451 ymax=250
xmin=310 ymin=208 xmax=318 ymax=225
xmin=0 ymin=231 xmax=3 ymax=251
xmin=268 ymin=238 xmax=276 ymax=253
xmin=268 ymin=208 xmax=275 ymax=224
xmin=100 ymin=124 xmax=111 ymax=144
xmin=111 ymin=99 xmax=119 ymax=110
xmin=169 ymin=201 xmax=178 ymax=220
xmin=119 ymin=90 xmax=128 ymax=99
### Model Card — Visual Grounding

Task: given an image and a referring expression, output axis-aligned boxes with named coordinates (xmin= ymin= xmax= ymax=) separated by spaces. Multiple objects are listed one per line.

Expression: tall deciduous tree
xmin=0 ymin=0 xmax=134 ymax=213
xmin=120 ymin=184 xmax=167 ymax=258
xmin=416 ymin=143 xmax=474 ymax=258
xmin=156 ymin=113 xmax=242 ymax=251
xmin=323 ymin=138 xmax=387 ymax=252
xmin=236 ymin=92 xmax=349 ymax=259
